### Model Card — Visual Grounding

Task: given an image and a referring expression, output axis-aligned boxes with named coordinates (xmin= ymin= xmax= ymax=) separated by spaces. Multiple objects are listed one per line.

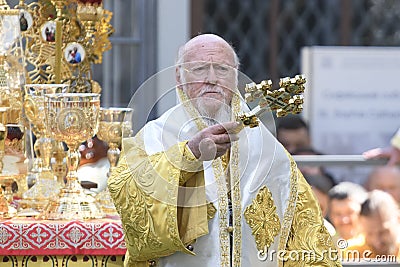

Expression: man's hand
xmin=363 ymin=146 xmax=400 ymax=166
xmin=187 ymin=121 xmax=241 ymax=161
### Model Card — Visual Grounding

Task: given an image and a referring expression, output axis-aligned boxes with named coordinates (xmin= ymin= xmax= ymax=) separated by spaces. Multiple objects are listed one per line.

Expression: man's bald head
xmin=366 ymin=166 xmax=400 ymax=203
xmin=176 ymin=34 xmax=239 ymax=67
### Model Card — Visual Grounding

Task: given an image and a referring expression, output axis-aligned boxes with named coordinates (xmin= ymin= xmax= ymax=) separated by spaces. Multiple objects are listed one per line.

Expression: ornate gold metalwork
xmin=0 ymin=7 xmax=26 ymax=124
xmin=96 ymin=107 xmax=133 ymax=215
xmin=97 ymin=107 xmax=133 ymax=173
xmin=52 ymin=140 xmax=67 ymax=185
xmin=21 ymin=84 xmax=68 ymax=211
xmin=0 ymin=175 xmax=17 ymax=218
xmin=0 ymin=107 xmax=18 ymax=219
xmin=40 ymin=93 xmax=103 ymax=220
xmin=237 ymin=75 xmax=306 ymax=127
xmin=244 ymin=186 xmax=281 ymax=254
xmin=0 ymin=107 xmax=7 ymax=173
xmin=15 ymin=0 xmax=113 ymax=92
xmin=0 ymin=0 xmax=10 ymax=9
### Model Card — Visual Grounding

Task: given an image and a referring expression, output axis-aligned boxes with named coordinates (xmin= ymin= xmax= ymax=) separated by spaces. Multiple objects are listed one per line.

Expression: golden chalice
xmin=97 ymin=107 xmax=133 ymax=175
xmin=96 ymin=107 xmax=132 ymax=215
xmin=22 ymin=84 xmax=68 ymax=210
xmin=41 ymin=93 xmax=103 ymax=220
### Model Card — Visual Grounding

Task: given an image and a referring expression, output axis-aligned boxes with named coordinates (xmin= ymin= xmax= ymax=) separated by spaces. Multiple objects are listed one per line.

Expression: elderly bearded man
xmin=108 ymin=34 xmax=341 ymax=267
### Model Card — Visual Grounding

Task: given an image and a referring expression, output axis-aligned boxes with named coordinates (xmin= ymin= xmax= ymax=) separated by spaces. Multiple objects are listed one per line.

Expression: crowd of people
xmin=276 ymin=114 xmax=400 ymax=263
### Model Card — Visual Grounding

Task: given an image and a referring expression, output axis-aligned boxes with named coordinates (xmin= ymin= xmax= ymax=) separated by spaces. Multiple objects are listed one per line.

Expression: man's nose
xmin=340 ymin=216 xmax=350 ymax=224
xmin=206 ymin=64 xmax=218 ymax=83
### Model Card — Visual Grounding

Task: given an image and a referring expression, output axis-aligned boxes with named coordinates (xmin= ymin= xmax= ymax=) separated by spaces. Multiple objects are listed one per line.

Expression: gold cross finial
xmin=237 ymin=75 xmax=306 ymax=128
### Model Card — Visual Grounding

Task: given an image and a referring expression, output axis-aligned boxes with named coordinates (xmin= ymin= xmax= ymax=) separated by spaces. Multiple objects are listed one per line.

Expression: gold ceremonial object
xmin=96 ymin=107 xmax=133 ymax=215
xmin=40 ymin=93 xmax=103 ymax=220
xmin=0 ymin=107 xmax=17 ymax=218
xmin=237 ymin=75 xmax=306 ymax=128
xmin=52 ymin=140 xmax=68 ymax=186
xmin=0 ymin=175 xmax=17 ymax=218
xmin=0 ymin=107 xmax=8 ymax=173
xmin=16 ymin=0 xmax=113 ymax=93
xmin=0 ymin=6 xmax=25 ymax=124
xmin=97 ymin=107 xmax=133 ymax=174
xmin=21 ymin=84 xmax=68 ymax=211
xmin=0 ymin=55 xmax=24 ymax=126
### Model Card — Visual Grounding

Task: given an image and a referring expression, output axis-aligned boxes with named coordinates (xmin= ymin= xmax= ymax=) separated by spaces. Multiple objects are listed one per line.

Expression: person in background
xmin=276 ymin=114 xmax=311 ymax=154
xmin=363 ymin=128 xmax=400 ymax=166
xmin=365 ymin=166 xmax=400 ymax=204
xmin=344 ymin=190 xmax=400 ymax=261
xmin=108 ymin=33 xmax=340 ymax=267
xmin=328 ymin=182 xmax=368 ymax=247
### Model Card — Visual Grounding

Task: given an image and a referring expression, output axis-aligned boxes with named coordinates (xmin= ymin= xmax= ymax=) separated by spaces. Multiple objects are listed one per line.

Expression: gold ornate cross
xmin=237 ymin=75 xmax=306 ymax=128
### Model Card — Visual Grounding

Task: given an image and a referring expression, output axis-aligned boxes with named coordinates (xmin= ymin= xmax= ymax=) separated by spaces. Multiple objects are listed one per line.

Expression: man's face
xmin=178 ymin=39 xmax=237 ymax=116
xmin=277 ymin=127 xmax=310 ymax=154
xmin=360 ymin=214 xmax=399 ymax=255
xmin=368 ymin=169 xmax=400 ymax=203
xmin=329 ymin=198 xmax=362 ymax=240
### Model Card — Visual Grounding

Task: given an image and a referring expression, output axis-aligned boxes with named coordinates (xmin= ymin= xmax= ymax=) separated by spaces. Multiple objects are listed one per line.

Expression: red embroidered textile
xmin=0 ymin=217 xmax=126 ymax=256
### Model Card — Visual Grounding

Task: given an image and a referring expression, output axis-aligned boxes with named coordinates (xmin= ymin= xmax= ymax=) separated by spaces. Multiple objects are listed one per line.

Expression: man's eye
xmin=192 ymin=66 xmax=207 ymax=73
xmin=215 ymin=65 xmax=229 ymax=73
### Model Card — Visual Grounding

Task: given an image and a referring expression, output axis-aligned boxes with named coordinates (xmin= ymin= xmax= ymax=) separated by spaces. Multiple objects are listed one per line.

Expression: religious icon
xmin=64 ymin=42 xmax=85 ymax=64
xmin=41 ymin=21 xmax=56 ymax=42
xmin=19 ymin=10 xmax=33 ymax=32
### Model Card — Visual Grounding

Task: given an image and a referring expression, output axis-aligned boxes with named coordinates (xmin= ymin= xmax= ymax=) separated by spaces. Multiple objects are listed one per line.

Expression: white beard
xmin=179 ymin=74 xmax=233 ymax=126
xmin=195 ymin=96 xmax=232 ymax=126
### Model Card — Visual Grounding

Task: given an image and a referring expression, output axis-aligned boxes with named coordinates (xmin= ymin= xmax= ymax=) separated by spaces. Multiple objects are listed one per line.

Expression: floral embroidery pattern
xmin=244 ymin=186 xmax=281 ymax=252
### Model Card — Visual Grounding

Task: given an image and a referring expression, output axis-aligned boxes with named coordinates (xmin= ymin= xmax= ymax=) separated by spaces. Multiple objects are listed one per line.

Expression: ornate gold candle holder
xmin=40 ymin=93 xmax=103 ymax=220
xmin=96 ymin=107 xmax=132 ymax=215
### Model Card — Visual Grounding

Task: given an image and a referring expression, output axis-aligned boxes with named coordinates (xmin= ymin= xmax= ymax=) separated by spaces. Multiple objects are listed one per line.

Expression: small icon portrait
xmin=19 ymin=10 xmax=33 ymax=32
xmin=41 ymin=21 xmax=56 ymax=42
xmin=64 ymin=43 xmax=85 ymax=64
